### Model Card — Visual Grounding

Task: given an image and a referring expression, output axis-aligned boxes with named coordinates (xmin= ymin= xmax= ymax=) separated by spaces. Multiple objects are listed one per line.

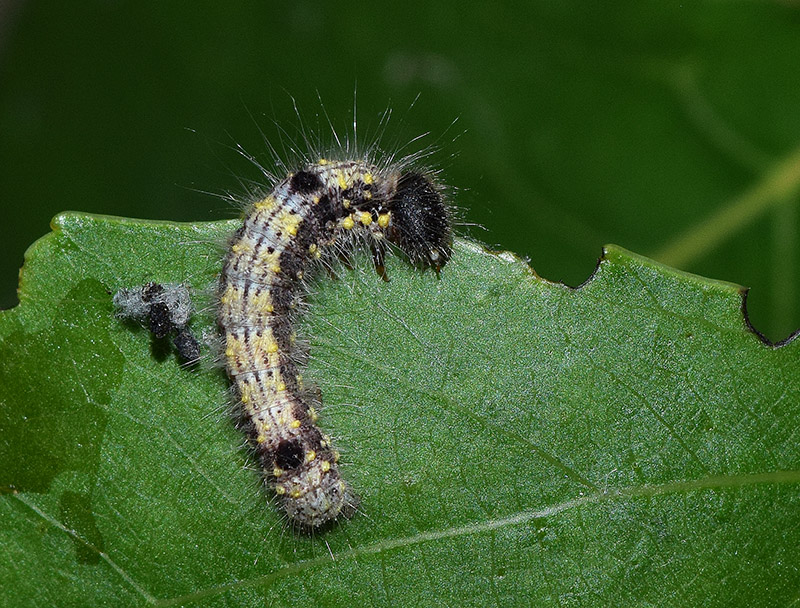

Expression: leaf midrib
xmin=155 ymin=468 xmax=800 ymax=607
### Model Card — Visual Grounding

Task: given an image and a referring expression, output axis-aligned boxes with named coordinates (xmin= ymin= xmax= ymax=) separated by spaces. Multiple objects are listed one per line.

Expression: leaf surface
xmin=1 ymin=213 xmax=798 ymax=607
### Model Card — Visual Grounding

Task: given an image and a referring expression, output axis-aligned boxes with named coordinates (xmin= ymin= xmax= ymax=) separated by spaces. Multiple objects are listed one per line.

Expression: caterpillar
xmin=218 ymin=158 xmax=452 ymax=530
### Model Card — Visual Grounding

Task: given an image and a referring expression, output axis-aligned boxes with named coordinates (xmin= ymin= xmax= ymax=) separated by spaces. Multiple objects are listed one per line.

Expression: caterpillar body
xmin=218 ymin=158 xmax=452 ymax=530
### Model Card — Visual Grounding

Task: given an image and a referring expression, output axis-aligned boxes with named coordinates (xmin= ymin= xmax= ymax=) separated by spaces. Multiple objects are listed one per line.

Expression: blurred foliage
xmin=2 ymin=1 xmax=800 ymax=343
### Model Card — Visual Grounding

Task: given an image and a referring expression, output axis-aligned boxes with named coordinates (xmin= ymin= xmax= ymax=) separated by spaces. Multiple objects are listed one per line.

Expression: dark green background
xmin=2 ymin=1 xmax=799 ymax=342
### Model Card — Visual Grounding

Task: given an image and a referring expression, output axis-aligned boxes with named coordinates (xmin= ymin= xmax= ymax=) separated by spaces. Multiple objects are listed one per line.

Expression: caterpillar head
xmin=385 ymin=172 xmax=452 ymax=269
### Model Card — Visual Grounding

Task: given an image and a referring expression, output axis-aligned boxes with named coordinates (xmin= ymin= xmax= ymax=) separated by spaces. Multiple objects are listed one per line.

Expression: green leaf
xmin=2 ymin=213 xmax=798 ymax=607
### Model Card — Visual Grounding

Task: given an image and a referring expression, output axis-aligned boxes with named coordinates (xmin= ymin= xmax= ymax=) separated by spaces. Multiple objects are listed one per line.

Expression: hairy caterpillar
xmin=218 ymin=158 xmax=452 ymax=529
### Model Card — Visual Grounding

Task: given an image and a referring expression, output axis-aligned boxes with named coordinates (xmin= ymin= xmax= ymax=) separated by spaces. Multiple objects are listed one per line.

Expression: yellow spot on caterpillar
xmin=342 ymin=216 xmax=355 ymax=230
xmin=320 ymin=460 xmax=331 ymax=472
xmin=240 ymin=384 xmax=251 ymax=404
xmin=359 ymin=212 xmax=372 ymax=225
xmin=232 ymin=238 xmax=255 ymax=255
xmin=312 ymin=195 xmax=320 ymax=205
xmin=318 ymin=158 xmax=328 ymax=165
xmin=250 ymin=331 xmax=277 ymax=355
xmin=254 ymin=196 xmax=276 ymax=211
xmin=257 ymin=247 xmax=280 ymax=266
xmin=336 ymin=171 xmax=348 ymax=190
xmin=225 ymin=333 xmax=245 ymax=362
xmin=309 ymin=407 xmax=319 ymax=422
xmin=306 ymin=450 xmax=316 ymax=462
xmin=275 ymin=485 xmax=286 ymax=495
xmin=378 ymin=213 xmax=390 ymax=228
xmin=291 ymin=419 xmax=301 ymax=429
xmin=273 ymin=466 xmax=284 ymax=477
xmin=333 ymin=450 xmax=340 ymax=463
xmin=250 ymin=289 xmax=273 ymax=314
xmin=220 ymin=284 xmax=244 ymax=309
xmin=271 ymin=264 xmax=281 ymax=274
xmin=308 ymin=243 xmax=318 ymax=254
xmin=290 ymin=487 xmax=302 ymax=499
xmin=364 ymin=173 xmax=374 ymax=185
xmin=342 ymin=199 xmax=351 ymax=209
xmin=277 ymin=381 xmax=286 ymax=391
xmin=256 ymin=432 xmax=267 ymax=443
xmin=275 ymin=209 xmax=302 ymax=237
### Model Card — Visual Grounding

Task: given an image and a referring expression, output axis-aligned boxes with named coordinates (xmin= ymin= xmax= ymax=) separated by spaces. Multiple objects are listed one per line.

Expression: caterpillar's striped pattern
xmin=218 ymin=159 xmax=452 ymax=530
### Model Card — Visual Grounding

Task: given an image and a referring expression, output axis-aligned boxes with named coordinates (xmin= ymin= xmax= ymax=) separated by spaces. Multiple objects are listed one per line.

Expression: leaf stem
xmin=652 ymin=143 xmax=800 ymax=268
